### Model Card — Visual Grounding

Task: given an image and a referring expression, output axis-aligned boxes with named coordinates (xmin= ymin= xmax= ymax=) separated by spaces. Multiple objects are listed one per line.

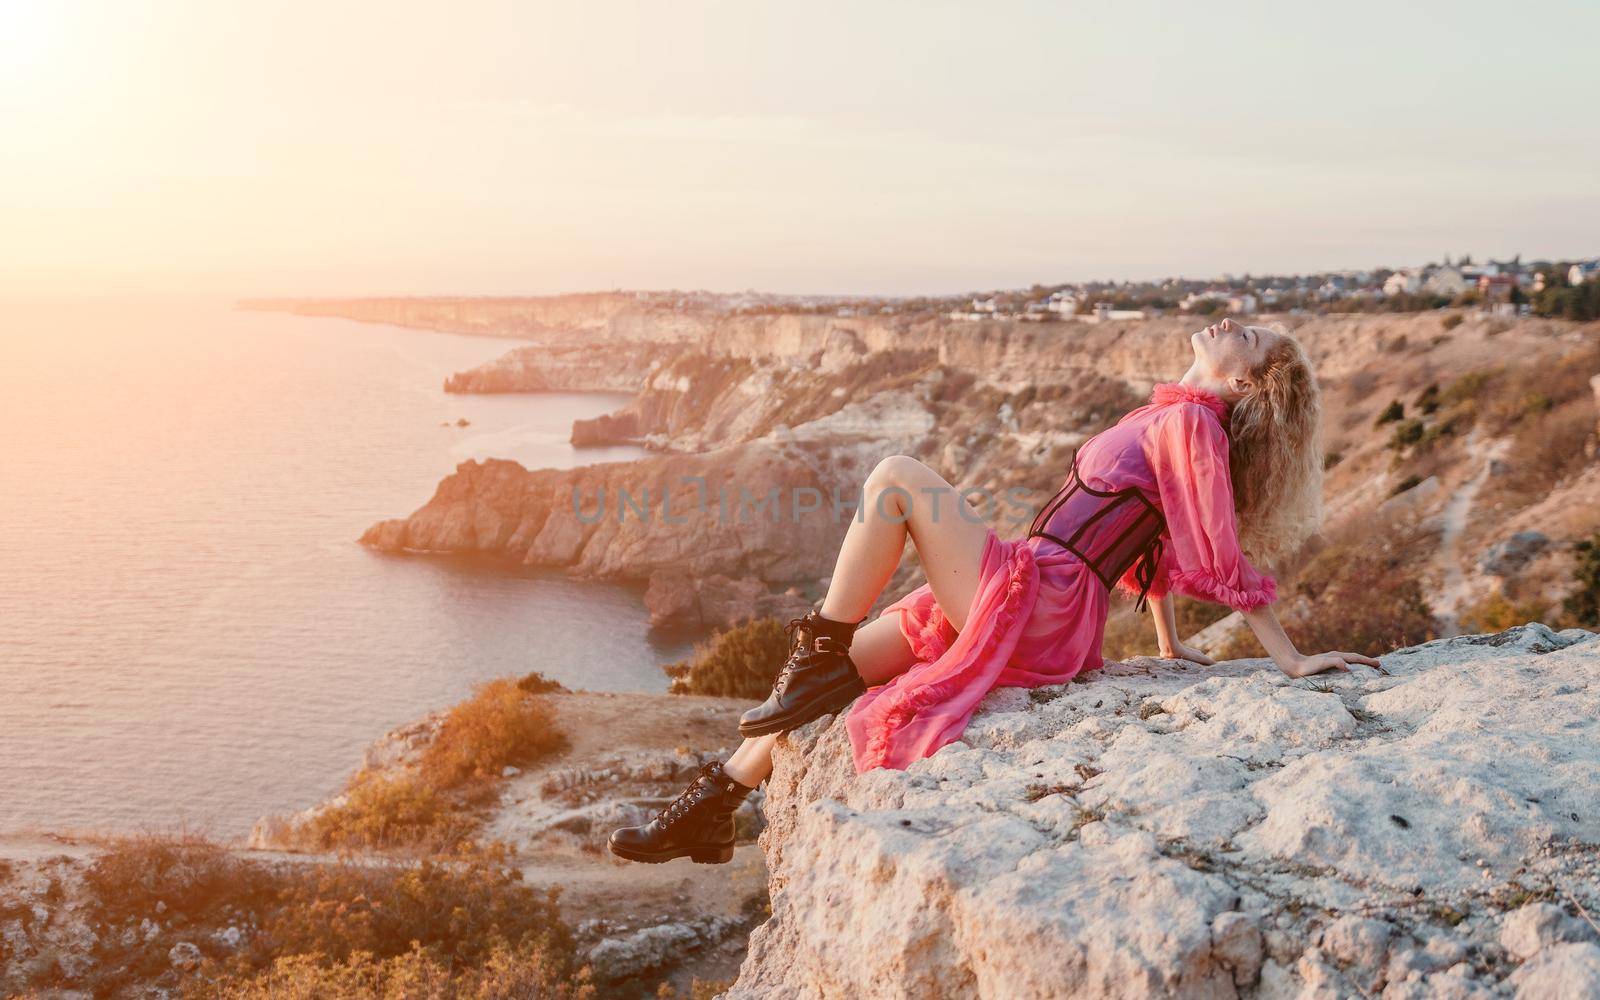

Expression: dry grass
xmin=1481 ymin=398 xmax=1597 ymax=510
xmin=1217 ymin=510 xmax=1439 ymax=659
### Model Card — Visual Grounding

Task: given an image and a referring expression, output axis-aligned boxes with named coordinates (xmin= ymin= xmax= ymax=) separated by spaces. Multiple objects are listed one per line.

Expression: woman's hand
xmin=1158 ymin=642 xmax=1216 ymax=666
xmin=1280 ymin=650 xmax=1385 ymax=678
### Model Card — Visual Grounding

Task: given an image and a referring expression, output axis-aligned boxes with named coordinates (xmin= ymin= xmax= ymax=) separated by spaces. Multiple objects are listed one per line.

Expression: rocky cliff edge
xmin=731 ymin=624 xmax=1600 ymax=999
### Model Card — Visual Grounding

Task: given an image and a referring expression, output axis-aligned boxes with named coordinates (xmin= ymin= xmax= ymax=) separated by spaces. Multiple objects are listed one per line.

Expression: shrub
xmin=1389 ymin=419 xmax=1426 ymax=449
xmin=282 ymin=679 xmax=567 ymax=853
xmin=1416 ymin=383 xmax=1441 ymax=414
xmin=1532 ymin=280 xmax=1600 ymax=321
xmin=1390 ymin=475 xmax=1422 ymax=496
xmin=83 ymin=836 xmax=277 ymax=929
xmin=1374 ymin=400 xmax=1405 ymax=426
xmin=420 ymin=678 xmax=566 ymax=788
xmin=246 ymin=859 xmax=572 ymax=970
xmin=1441 ymin=313 xmax=1465 ymax=331
xmin=1561 ymin=534 xmax=1600 ymax=628
xmin=188 ymin=941 xmax=594 ymax=999
xmin=1322 ymin=450 xmax=1343 ymax=470
xmin=1440 ymin=369 xmax=1496 ymax=407
xmin=517 ymin=670 xmax=569 ymax=695
xmin=302 ymin=773 xmax=478 ymax=854
xmin=664 ymin=616 xmax=792 ymax=698
xmin=1459 ymin=592 xmax=1547 ymax=634
xmin=78 ymin=837 xmax=284 ymax=993
xmin=78 ymin=842 xmax=584 ymax=998
xmin=72 ymin=840 xmax=590 ymax=1000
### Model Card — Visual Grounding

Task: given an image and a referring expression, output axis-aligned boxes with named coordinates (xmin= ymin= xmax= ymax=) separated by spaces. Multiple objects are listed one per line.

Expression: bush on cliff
xmin=72 ymin=837 xmax=590 ymax=998
xmin=421 ymin=677 xmax=567 ymax=787
xmin=1562 ymin=533 xmax=1600 ymax=628
xmin=281 ymin=678 xmax=567 ymax=853
xmin=1460 ymin=591 xmax=1549 ymax=634
xmin=188 ymin=940 xmax=593 ymax=999
xmin=242 ymin=860 xmax=572 ymax=972
xmin=663 ymin=616 xmax=791 ymax=699
xmin=302 ymin=772 xmax=477 ymax=853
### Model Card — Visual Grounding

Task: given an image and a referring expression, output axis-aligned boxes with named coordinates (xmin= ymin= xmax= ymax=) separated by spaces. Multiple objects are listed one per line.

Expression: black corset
xmin=1027 ymin=452 xmax=1167 ymax=612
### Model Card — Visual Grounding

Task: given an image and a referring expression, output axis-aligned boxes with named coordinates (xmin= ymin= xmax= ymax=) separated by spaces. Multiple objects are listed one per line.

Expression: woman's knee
xmin=865 ymin=455 xmax=926 ymax=518
xmin=870 ymin=454 xmax=934 ymax=492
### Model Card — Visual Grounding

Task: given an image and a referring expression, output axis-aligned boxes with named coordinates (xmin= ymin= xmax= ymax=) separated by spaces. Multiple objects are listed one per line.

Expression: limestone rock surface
xmin=729 ymin=624 xmax=1600 ymax=999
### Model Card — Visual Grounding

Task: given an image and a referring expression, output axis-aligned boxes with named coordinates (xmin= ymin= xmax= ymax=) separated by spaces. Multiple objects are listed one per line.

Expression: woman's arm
xmin=1151 ymin=594 xmax=1215 ymax=665
xmin=1238 ymin=602 xmax=1384 ymax=677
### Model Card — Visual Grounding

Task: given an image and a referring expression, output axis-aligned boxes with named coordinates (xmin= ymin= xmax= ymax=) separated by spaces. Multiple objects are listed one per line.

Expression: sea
xmin=0 ymin=296 xmax=694 ymax=839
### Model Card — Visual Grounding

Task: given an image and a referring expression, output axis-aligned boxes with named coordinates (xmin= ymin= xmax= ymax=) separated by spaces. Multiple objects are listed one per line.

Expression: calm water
xmin=0 ymin=297 xmax=692 ymax=839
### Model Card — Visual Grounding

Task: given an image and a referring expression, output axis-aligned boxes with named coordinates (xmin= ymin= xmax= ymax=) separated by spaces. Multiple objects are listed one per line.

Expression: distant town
xmin=621 ymin=254 xmax=1600 ymax=324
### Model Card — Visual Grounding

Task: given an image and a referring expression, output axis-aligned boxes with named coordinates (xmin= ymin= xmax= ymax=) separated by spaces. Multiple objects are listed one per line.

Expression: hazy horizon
xmin=4 ymin=1 xmax=1598 ymax=298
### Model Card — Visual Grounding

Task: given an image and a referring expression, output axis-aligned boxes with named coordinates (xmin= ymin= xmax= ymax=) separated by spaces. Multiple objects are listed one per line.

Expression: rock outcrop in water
xmin=729 ymin=624 xmax=1600 ymax=999
xmin=361 ymin=380 xmax=946 ymax=627
xmin=443 ymin=341 xmax=679 ymax=394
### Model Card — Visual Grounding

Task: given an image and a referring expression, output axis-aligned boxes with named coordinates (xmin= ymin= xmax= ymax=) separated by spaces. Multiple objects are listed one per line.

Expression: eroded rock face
xmin=730 ymin=624 xmax=1600 ymax=999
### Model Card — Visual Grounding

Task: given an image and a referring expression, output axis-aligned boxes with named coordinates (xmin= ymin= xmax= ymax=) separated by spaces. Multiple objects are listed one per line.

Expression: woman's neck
xmin=1178 ymin=363 xmax=1241 ymax=404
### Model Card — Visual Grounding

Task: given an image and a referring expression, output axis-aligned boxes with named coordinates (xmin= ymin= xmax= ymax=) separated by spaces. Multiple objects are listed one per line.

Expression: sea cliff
xmin=350 ymin=304 xmax=1599 ymax=636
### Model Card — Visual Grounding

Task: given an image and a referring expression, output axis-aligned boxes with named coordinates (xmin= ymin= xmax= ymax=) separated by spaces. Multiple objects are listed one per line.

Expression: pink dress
xmin=844 ymin=382 xmax=1279 ymax=773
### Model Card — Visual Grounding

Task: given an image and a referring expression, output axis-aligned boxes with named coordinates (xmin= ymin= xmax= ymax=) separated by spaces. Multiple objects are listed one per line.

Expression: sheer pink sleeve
xmin=1143 ymin=403 xmax=1278 ymax=611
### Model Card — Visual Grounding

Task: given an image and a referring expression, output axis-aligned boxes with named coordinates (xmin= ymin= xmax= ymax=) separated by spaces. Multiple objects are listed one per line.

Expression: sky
xmin=2 ymin=0 xmax=1597 ymax=297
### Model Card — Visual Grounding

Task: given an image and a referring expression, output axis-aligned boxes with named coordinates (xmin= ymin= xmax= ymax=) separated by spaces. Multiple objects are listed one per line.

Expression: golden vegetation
xmin=663 ymin=616 xmax=790 ymax=699
xmin=1459 ymin=592 xmax=1549 ymax=634
xmin=63 ymin=836 xmax=590 ymax=999
xmin=421 ymin=677 xmax=567 ymax=787
xmin=1217 ymin=510 xmax=1439 ymax=660
xmin=191 ymin=941 xmax=592 ymax=1000
xmin=277 ymin=674 xmax=568 ymax=854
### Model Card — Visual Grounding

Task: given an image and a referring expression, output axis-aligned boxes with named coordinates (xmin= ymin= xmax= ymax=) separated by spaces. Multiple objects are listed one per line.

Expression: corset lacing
xmin=1027 ymin=452 xmax=1167 ymax=613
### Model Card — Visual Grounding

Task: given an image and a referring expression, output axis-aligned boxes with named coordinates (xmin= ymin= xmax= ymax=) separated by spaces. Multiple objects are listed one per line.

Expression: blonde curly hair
xmin=1228 ymin=326 xmax=1323 ymax=564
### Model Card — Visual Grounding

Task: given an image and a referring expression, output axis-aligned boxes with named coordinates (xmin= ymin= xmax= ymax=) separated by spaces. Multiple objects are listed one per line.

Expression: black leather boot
xmin=608 ymin=760 xmax=755 ymax=864
xmin=738 ymin=609 xmax=867 ymax=737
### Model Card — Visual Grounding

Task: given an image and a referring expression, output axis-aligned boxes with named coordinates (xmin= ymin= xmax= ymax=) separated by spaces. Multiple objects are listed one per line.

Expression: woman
xmin=608 ymin=317 xmax=1382 ymax=865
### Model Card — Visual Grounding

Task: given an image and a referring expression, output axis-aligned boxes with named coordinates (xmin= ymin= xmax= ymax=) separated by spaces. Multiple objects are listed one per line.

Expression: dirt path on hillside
xmin=1435 ymin=432 xmax=1511 ymax=635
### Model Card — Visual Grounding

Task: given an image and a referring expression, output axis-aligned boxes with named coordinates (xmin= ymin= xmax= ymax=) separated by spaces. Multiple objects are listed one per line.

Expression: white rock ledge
xmin=729 ymin=624 xmax=1600 ymax=999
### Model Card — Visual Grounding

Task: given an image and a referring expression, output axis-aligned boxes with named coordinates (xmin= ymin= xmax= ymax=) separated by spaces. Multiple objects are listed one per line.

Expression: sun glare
xmin=0 ymin=0 xmax=65 ymax=88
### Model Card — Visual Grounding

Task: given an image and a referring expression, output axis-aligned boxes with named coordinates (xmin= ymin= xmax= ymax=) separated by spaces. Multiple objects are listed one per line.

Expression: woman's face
xmin=1190 ymin=317 xmax=1277 ymax=396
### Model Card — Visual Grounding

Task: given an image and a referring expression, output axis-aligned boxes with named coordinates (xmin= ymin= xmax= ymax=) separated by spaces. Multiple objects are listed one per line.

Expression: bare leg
xmin=819 ymin=455 xmax=992 ymax=630
xmin=722 ymin=455 xmax=991 ymax=787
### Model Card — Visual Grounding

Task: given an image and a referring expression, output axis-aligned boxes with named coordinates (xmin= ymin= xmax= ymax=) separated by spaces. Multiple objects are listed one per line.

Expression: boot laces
xmin=659 ymin=763 xmax=720 ymax=825
xmin=769 ymin=616 xmax=811 ymax=693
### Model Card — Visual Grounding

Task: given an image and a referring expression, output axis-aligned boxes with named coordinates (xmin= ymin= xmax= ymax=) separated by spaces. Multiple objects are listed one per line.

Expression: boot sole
xmin=738 ymin=678 xmax=864 ymax=737
xmin=607 ymin=840 xmax=735 ymax=865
